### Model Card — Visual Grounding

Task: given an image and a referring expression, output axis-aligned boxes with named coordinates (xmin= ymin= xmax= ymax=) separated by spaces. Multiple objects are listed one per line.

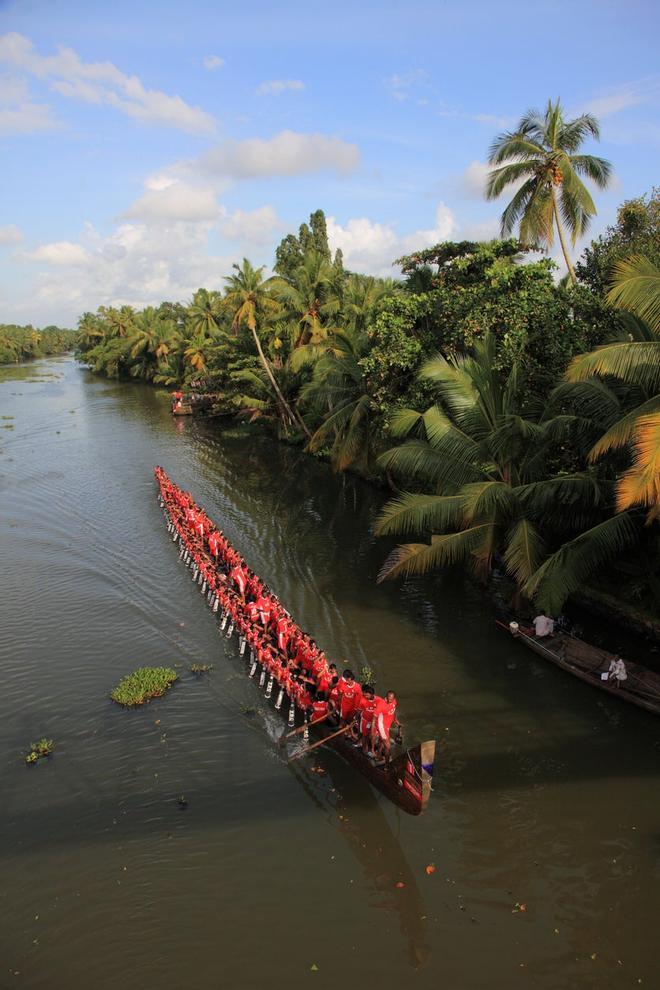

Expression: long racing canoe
xmin=155 ymin=468 xmax=435 ymax=815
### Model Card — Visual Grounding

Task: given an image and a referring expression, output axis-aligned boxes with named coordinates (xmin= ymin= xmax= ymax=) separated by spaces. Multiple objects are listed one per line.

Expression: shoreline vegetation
xmin=0 ymin=324 xmax=75 ymax=364
xmin=68 ymin=102 xmax=658 ymax=637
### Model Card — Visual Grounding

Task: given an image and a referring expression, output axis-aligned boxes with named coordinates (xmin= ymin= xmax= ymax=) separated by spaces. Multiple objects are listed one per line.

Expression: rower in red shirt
xmin=276 ymin=615 xmax=291 ymax=654
xmin=336 ymin=669 xmax=362 ymax=724
xmin=356 ymin=685 xmax=378 ymax=755
xmin=229 ymin=562 xmax=247 ymax=598
xmin=372 ymin=690 xmax=399 ymax=764
xmin=310 ymin=692 xmax=329 ymax=726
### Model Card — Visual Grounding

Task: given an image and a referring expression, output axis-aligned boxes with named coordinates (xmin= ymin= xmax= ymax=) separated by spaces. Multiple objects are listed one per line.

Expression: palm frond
xmin=375 ymin=492 xmax=465 ymax=537
xmin=485 ymin=162 xmax=537 ymax=200
xmin=616 ymin=413 xmax=660 ymax=519
xmin=606 ymin=255 xmax=660 ymax=333
xmin=516 ymin=473 xmax=604 ymax=513
xmin=589 ymin=393 xmax=660 ymax=460
xmin=524 ymin=512 xmax=640 ymax=613
xmin=460 ymin=481 xmax=517 ymax=523
xmin=377 ymin=524 xmax=494 ymax=582
xmin=568 ymin=154 xmax=612 ymax=187
xmin=566 ymin=340 xmax=660 ymax=392
xmin=504 ymin=518 xmax=546 ymax=585
xmin=388 ymin=407 xmax=424 ymax=438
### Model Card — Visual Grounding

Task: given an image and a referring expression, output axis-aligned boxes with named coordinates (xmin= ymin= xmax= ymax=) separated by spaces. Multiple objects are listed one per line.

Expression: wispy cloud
xmin=0 ymin=32 xmax=216 ymax=135
xmin=202 ymin=55 xmax=224 ymax=71
xmin=578 ymin=77 xmax=660 ymax=119
xmin=0 ymin=74 xmax=59 ymax=135
xmin=256 ymin=79 xmax=305 ymax=96
xmin=387 ymin=69 xmax=429 ymax=103
xmin=0 ymin=223 xmax=22 ymax=245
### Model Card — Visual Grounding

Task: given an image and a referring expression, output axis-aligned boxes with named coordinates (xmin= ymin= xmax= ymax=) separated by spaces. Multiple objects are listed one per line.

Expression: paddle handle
xmin=288 ymin=724 xmax=352 ymax=761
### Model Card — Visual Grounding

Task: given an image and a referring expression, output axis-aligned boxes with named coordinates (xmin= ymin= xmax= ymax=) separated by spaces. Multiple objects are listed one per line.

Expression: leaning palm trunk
xmin=551 ymin=187 xmax=577 ymax=284
xmin=250 ymin=327 xmax=311 ymax=437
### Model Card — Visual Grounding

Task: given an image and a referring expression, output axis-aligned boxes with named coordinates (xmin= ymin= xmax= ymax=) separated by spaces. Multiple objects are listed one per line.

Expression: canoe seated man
xmin=531 ymin=610 xmax=555 ymax=638
xmin=607 ymin=656 xmax=628 ymax=688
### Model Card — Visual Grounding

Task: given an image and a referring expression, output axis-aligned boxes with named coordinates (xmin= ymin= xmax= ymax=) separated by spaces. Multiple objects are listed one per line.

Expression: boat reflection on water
xmin=288 ymin=749 xmax=430 ymax=969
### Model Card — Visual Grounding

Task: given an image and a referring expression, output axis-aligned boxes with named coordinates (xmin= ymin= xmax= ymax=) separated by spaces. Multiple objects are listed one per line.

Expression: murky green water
xmin=1 ymin=356 xmax=659 ymax=990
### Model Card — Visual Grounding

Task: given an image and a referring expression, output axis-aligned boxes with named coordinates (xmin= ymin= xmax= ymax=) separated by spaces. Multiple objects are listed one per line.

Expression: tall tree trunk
xmin=250 ymin=327 xmax=311 ymax=438
xmin=551 ymin=188 xmax=577 ymax=285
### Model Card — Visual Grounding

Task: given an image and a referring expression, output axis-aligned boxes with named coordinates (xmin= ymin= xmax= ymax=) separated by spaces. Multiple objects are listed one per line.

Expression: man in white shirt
xmin=608 ymin=656 xmax=627 ymax=687
xmin=532 ymin=611 xmax=555 ymax=638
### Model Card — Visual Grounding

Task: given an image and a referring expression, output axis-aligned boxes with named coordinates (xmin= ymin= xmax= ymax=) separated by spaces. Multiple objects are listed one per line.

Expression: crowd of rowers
xmin=155 ymin=467 xmax=401 ymax=765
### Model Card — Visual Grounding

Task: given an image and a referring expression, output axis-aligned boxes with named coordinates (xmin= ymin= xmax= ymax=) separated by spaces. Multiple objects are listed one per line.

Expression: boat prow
xmin=321 ymin=731 xmax=435 ymax=815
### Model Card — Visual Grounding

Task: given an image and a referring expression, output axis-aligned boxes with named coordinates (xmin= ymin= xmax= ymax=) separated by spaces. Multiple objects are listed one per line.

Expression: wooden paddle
xmin=278 ymin=714 xmax=330 ymax=746
xmin=288 ymin=724 xmax=353 ymax=761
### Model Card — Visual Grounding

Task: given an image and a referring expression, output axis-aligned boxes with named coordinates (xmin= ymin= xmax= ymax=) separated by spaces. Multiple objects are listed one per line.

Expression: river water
xmin=1 ymin=356 xmax=658 ymax=990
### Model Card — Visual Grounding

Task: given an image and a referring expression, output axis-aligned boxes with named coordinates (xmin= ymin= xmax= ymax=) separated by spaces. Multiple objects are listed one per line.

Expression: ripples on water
xmin=1 ymin=357 xmax=659 ymax=990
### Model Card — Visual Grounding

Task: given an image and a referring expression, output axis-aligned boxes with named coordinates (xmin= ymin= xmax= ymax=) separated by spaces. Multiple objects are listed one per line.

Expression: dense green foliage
xmin=111 ymin=667 xmax=178 ymax=706
xmin=0 ymin=324 xmax=74 ymax=364
xmin=77 ymin=193 xmax=659 ymax=617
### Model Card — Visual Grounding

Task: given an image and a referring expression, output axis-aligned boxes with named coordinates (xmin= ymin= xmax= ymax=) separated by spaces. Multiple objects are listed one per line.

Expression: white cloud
xmin=197 ymin=129 xmax=359 ymax=178
xmin=400 ymin=203 xmax=456 ymax=252
xmin=327 ymin=202 xmax=457 ymax=275
xmin=461 ymin=160 xmax=491 ymax=199
xmin=0 ymin=32 xmax=216 ymax=135
xmin=220 ymin=205 xmax=281 ymax=245
xmin=202 ymin=55 xmax=224 ymax=71
xmin=0 ymin=223 xmax=22 ymax=245
xmin=256 ymin=79 xmax=305 ymax=96
xmin=24 ymin=240 xmax=90 ymax=265
xmin=14 ymin=218 xmax=234 ymax=325
xmin=123 ymin=180 xmax=222 ymax=223
xmin=0 ymin=73 xmax=59 ymax=134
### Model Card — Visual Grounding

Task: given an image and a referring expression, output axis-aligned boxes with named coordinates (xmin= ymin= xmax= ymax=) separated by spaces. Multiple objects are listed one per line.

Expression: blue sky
xmin=1 ymin=0 xmax=658 ymax=326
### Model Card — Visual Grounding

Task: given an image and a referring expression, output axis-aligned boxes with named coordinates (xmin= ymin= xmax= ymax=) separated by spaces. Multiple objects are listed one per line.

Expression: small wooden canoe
xmin=497 ymin=620 xmax=660 ymax=717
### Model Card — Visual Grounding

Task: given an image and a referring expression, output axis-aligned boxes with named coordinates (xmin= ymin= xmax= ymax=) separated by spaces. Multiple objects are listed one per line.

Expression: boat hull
xmin=497 ymin=621 xmax=660 ymax=717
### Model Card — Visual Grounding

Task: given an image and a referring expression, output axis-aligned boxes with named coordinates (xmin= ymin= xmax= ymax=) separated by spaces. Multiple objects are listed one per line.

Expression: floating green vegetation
xmin=25 ymin=738 xmax=54 ymax=764
xmin=111 ymin=666 xmax=178 ymax=706
xmin=1 ymin=415 xmax=13 ymax=420
xmin=1 ymin=424 xmax=14 ymax=429
xmin=360 ymin=664 xmax=376 ymax=685
xmin=190 ymin=663 xmax=214 ymax=675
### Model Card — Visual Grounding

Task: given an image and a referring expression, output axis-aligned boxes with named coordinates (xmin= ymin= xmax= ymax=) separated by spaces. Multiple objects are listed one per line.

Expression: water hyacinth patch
xmin=111 ymin=667 xmax=178 ymax=706
xmin=25 ymin=738 xmax=54 ymax=764
xmin=190 ymin=663 xmax=213 ymax=675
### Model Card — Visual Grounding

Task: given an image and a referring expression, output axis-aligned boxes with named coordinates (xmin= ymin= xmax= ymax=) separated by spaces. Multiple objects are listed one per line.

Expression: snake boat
xmin=155 ymin=468 xmax=435 ymax=815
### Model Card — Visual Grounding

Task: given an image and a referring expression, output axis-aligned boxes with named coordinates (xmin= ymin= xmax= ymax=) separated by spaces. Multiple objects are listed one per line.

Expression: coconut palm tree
xmin=374 ymin=334 xmax=641 ymax=612
xmin=223 ymin=259 xmax=309 ymax=435
xmin=565 ymin=255 xmax=660 ymax=519
xmin=187 ymin=288 xmax=224 ymax=337
xmin=298 ymin=328 xmax=374 ymax=471
xmin=271 ymin=251 xmax=340 ymax=348
xmin=486 ymin=99 xmax=612 ymax=283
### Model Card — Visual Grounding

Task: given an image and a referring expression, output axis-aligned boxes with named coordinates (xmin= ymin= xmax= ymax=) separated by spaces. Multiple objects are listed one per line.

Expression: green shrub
xmin=111 ymin=667 xmax=177 ymax=706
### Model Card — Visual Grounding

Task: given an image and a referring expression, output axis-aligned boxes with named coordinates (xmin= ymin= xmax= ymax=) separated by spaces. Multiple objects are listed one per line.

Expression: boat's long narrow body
xmin=497 ymin=620 xmax=660 ymax=717
xmin=155 ymin=468 xmax=435 ymax=815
